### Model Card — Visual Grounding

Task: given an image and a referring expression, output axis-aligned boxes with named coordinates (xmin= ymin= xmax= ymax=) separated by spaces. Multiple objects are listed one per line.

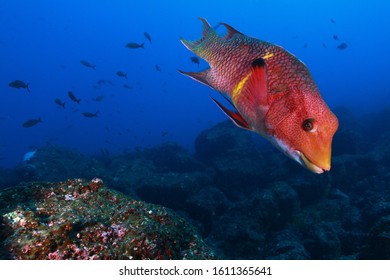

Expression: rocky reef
xmin=1 ymin=106 xmax=390 ymax=259
xmin=0 ymin=178 xmax=216 ymax=260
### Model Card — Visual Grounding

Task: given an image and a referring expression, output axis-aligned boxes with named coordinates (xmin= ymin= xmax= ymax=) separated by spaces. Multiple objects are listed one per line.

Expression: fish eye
xmin=302 ymin=118 xmax=316 ymax=132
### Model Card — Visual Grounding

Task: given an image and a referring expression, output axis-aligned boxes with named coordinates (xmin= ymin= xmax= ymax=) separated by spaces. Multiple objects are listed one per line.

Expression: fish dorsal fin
xmin=180 ymin=18 xmax=218 ymax=54
xmin=178 ymin=68 xmax=214 ymax=90
xmin=219 ymin=22 xmax=243 ymax=39
xmin=210 ymin=96 xmax=250 ymax=130
xmin=198 ymin=17 xmax=212 ymax=38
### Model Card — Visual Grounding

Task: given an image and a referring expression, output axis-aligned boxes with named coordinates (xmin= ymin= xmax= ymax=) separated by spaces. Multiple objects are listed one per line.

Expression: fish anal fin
xmin=219 ymin=22 xmax=243 ymax=40
xmin=178 ymin=69 xmax=214 ymax=89
xmin=210 ymin=96 xmax=250 ymax=130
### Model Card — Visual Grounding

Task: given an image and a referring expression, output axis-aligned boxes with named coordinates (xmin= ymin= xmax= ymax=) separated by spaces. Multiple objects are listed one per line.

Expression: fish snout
xmin=298 ymin=137 xmax=333 ymax=174
xmin=299 ymin=151 xmax=329 ymax=174
xmin=297 ymin=110 xmax=338 ymax=174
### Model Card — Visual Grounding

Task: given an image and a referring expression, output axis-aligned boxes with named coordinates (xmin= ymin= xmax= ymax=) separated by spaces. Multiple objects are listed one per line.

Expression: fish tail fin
xmin=140 ymin=43 xmax=145 ymax=48
xmin=27 ymin=83 xmax=31 ymax=93
xmin=178 ymin=68 xmax=214 ymax=89
xmin=77 ymin=99 xmax=81 ymax=104
xmin=38 ymin=118 xmax=43 ymax=123
xmin=180 ymin=18 xmax=218 ymax=57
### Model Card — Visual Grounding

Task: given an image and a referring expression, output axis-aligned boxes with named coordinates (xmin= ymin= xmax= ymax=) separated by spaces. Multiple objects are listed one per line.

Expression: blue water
xmin=1 ymin=0 xmax=389 ymax=168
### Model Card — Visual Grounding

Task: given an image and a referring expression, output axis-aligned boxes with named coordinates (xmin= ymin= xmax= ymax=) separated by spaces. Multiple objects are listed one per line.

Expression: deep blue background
xmin=1 ymin=0 xmax=389 ymax=167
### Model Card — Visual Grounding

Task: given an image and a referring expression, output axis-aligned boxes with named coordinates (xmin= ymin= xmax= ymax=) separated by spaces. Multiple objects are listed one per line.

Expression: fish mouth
xmin=298 ymin=151 xmax=326 ymax=174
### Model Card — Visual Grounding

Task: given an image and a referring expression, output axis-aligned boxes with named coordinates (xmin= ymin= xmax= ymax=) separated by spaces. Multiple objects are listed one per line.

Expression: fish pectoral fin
xmin=238 ymin=58 xmax=269 ymax=112
xmin=210 ymin=96 xmax=250 ymax=130
xmin=178 ymin=69 xmax=214 ymax=89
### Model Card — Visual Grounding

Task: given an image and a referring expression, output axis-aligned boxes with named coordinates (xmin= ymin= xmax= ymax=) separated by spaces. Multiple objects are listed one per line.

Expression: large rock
xmin=0 ymin=179 xmax=216 ymax=260
xmin=361 ymin=215 xmax=390 ymax=259
xmin=194 ymin=121 xmax=254 ymax=162
xmin=194 ymin=121 xmax=286 ymax=193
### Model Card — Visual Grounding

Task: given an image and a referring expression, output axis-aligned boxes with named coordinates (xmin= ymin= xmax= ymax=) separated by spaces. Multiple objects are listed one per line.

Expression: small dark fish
xmin=80 ymin=60 xmax=96 ymax=69
xmin=68 ymin=91 xmax=81 ymax=104
xmin=96 ymin=79 xmax=114 ymax=86
xmin=125 ymin=42 xmax=144 ymax=49
xmin=303 ymin=43 xmax=308 ymax=48
xmin=97 ymin=79 xmax=107 ymax=85
xmin=161 ymin=131 xmax=169 ymax=137
xmin=54 ymin=98 xmax=65 ymax=108
xmin=322 ymin=43 xmax=327 ymax=48
xmin=22 ymin=118 xmax=42 ymax=128
xmin=337 ymin=42 xmax=348 ymax=50
xmin=190 ymin=56 xmax=200 ymax=66
xmin=144 ymin=32 xmax=152 ymax=44
xmin=82 ymin=111 xmax=98 ymax=118
xmin=333 ymin=35 xmax=339 ymax=41
xmin=123 ymin=84 xmax=132 ymax=89
xmin=106 ymin=80 xmax=115 ymax=86
xmin=330 ymin=19 xmax=336 ymax=23
xmin=9 ymin=80 xmax=30 ymax=92
xmin=92 ymin=95 xmax=105 ymax=102
xmin=116 ymin=71 xmax=128 ymax=79
xmin=155 ymin=65 xmax=161 ymax=72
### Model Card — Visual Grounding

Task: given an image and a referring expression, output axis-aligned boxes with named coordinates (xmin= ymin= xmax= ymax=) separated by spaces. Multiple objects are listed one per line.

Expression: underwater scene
xmin=1 ymin=0 xmax=390 ymax=259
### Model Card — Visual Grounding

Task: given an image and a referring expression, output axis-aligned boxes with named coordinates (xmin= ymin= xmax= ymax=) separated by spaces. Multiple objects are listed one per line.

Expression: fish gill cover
xmin=0 ymin=0 xmax=390 ymax=260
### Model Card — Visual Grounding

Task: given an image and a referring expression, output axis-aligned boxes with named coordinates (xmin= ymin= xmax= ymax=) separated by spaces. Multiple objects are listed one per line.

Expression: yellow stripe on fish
xmin=232 ymin=73 xmax=251 ymax=104
xmin=232 ymin=52 xmax=273 ymax=104
xmin=262 ymin=51 xmax=274 ymax=60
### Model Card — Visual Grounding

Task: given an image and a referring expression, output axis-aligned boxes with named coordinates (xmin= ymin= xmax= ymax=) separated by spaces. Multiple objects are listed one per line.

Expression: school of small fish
xmin=5 ymin=31 xmax=167 ymax=131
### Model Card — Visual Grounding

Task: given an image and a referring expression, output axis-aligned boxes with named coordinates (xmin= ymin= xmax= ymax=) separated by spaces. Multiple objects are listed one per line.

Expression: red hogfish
xmin=179 ymin=18 xmax=338 ymax=173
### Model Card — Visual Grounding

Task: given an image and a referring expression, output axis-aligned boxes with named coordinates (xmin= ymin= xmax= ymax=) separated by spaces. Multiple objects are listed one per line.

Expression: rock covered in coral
xmin=0 ymin=178 xmax=216 ymax=260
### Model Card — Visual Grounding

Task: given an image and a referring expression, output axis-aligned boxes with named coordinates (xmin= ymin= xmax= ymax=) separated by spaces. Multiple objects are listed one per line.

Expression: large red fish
xmin=179 ymin=18 xmax=338 ymax=174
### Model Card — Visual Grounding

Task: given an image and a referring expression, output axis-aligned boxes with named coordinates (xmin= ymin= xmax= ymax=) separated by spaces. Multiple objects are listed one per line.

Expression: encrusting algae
xmin=0 ymin=178 xmax=216 ymax=260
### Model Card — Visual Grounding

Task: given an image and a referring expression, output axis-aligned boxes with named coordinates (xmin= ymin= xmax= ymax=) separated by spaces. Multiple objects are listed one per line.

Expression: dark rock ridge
xmin=1 ymin=105 xmax=390 ymax=259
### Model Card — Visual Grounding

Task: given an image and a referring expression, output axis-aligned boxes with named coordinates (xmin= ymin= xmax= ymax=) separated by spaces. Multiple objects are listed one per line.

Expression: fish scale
xmin=179 ymin=18 xmax=338 ymax=174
